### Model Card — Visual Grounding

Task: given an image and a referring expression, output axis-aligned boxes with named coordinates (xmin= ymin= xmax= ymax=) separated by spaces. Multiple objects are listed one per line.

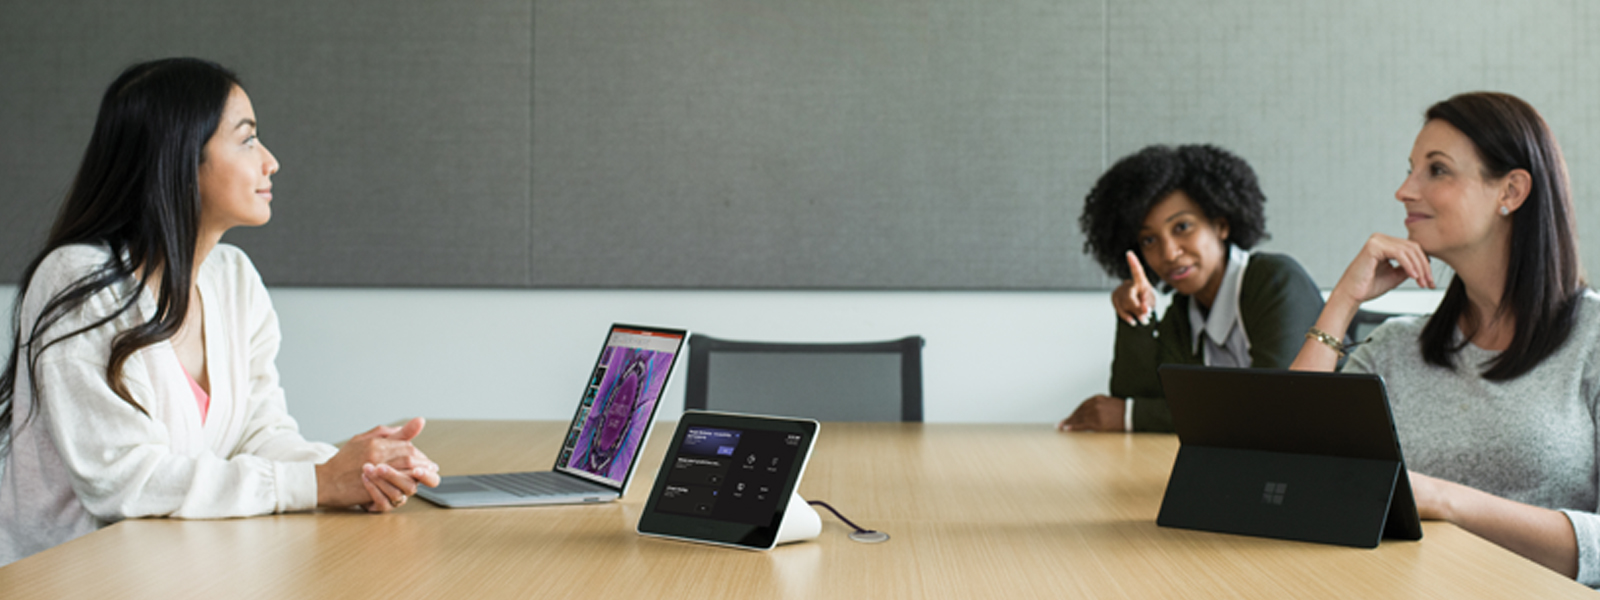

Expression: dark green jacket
xmin=1108 ymin=252 xmax=1324 ymax=432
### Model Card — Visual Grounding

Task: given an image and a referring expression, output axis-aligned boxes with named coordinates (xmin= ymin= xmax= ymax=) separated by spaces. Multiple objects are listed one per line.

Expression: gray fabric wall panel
xmin=0 ymin=3 xmax=105 ymax=277
xmin=227 ymin=2 xmax=532 ymax=286
xmin=532 ymin=1 xmax=1106 ymax=288
xmin=0 ymin=0 xmax=531 ymax=287
xmin=5 ymin=1 xmax=1600 ymax=289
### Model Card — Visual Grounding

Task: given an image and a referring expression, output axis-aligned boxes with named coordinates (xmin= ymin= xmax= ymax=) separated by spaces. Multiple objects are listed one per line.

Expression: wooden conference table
xmin=2 ymin=420 xmax=1593 ymax=599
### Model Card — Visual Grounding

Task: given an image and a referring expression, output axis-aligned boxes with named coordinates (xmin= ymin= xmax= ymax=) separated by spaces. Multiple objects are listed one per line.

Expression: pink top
xmin=180 ymin=364 xmax=210 ymax=424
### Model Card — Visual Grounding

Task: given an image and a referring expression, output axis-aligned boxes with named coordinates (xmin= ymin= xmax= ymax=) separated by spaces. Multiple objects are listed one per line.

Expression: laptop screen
xmin=556 ymin=325 xmax=686 ymax=488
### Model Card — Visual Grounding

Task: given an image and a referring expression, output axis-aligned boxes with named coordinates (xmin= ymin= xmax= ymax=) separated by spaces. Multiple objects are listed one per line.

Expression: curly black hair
xmin=1078 ymin=144 xmax=1268 ymax=283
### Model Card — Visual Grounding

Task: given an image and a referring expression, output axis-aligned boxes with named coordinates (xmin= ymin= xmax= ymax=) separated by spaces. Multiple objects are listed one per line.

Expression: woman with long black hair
xmin=0 ymin=58 xmax=439 ymax=565
xmin=1293 ymin=92 xmax=1600 ymax=585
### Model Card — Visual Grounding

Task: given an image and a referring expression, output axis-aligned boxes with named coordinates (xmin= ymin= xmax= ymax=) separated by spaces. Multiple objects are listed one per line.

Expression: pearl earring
xmin=1500 ymin=206 xmax=1510 ymax=216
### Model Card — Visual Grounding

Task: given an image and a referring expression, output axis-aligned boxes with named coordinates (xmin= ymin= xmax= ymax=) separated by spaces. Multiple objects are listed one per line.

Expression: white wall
xmin=0 ymin=284 xmax=1445 ymax=442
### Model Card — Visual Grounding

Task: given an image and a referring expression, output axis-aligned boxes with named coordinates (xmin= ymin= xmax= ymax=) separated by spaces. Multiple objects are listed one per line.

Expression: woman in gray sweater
xmin=1292 ymin=92 xmax=1599 ymax=586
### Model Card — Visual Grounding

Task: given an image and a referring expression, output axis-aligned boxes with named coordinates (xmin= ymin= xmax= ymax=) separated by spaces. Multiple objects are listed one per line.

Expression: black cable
xmin=808 ymin=500 xmax=889 ymax=543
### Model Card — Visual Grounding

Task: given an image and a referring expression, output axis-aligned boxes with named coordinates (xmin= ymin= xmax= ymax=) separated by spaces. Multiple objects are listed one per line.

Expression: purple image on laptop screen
xmin=566 ymin=333 xmax=678 ymax=482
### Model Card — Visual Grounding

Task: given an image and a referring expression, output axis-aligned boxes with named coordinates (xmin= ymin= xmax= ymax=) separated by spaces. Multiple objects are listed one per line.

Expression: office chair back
xmin=685 ymin=334 xmax=925 ymax=422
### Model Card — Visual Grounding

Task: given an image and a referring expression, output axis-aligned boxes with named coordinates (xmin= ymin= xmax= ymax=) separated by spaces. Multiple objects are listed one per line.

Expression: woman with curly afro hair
xmin=1058 ymin=145 xmax=1324 ymax=433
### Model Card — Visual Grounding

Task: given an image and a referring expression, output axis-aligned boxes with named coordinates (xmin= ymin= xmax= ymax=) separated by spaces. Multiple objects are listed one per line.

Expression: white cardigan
xmin=0 ymin=244 xmax=336 ymax=566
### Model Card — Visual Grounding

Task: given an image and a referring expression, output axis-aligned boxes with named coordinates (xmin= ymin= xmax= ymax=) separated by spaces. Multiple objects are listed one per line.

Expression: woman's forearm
xmin=1290 ymin=292 xmax=1362 ymax=372
xmin=1424 ymin=474 xmax=1579 ymax=579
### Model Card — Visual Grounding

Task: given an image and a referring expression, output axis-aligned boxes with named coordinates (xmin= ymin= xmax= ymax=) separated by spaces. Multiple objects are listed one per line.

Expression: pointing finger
xmin=1125 ymin=250 xmax=1152 ymax=290
xmin=1124 ymin=251 xmax=1154 ymax=324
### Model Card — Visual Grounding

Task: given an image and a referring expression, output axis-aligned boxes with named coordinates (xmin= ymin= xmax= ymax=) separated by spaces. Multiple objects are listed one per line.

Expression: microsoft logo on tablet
xmin=1262 ymin=482 xmax=1288 ymax=505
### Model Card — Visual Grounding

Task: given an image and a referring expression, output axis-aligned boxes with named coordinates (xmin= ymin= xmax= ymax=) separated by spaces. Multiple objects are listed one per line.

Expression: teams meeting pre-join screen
xmin=657 ymin=426 xmax=805 ymax=525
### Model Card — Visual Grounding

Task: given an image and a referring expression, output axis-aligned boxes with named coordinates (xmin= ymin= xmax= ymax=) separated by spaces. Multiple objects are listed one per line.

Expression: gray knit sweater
xmin=1344 ymin=290 xmax=1600 ymax=587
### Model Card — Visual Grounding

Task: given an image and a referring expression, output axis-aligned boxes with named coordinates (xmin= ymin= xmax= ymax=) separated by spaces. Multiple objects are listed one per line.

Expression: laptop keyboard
xmin=477 ymin=472 xmax=605 ymax=497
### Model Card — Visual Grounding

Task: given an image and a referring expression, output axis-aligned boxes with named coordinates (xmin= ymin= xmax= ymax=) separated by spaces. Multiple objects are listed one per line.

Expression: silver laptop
xmin=417 ymin=324 xmax=688 ymax=508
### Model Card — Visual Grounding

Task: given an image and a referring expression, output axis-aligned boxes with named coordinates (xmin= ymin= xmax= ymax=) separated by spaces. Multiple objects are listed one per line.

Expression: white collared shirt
xmin=1187 ymin=244 xmax=1253 ymax=368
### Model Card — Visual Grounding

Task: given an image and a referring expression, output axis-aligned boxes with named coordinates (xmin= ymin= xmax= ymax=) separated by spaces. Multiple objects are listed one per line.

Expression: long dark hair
xmin=1 ymin=58 xmax=241 ymax=452
xmin=1419 ymin=92 xmax=1584 ymax=380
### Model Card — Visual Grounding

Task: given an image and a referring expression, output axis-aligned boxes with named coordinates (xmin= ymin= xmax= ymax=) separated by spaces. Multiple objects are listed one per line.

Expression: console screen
xmin=656 ymin=426 xmax=807 ymax=526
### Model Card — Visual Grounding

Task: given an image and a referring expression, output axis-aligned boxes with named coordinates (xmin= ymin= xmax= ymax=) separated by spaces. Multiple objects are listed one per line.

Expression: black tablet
xmin=1156 ymin=365 xmax=1423 ymax=548
xmin=637 ymin=411 xmax=819 ymax=550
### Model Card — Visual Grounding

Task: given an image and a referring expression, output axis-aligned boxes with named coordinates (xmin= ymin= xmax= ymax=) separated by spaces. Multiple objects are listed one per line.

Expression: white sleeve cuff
xmin=275 ymin=462 xmax=321 ymax=513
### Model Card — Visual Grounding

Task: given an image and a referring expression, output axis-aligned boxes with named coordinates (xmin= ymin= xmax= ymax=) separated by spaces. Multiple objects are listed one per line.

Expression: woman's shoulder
xmin=200 ymin=244 xmax=264 ymax=283
xmin=206 ymin=243 xmax=253 ymax=267
xmin=1572 ymin=289 xmax=1600 ymax=379
xmin=26 ymin=244 xmax=116 ymax=299
xmin=1571 ymin=288 xmax=1600 ymax=329
xmin=1368 ymin=313 xmax=1428 ymax=339
xmin=1348 ymin=312 xmax=1426 ymax=358
xmin=199 ymin=244 xmax=273 ymax=315
xmin=1239 ymin=251 xmax=1322 ymax=305
xmin=33 ymin=243 xmax=112 ymax=278
xmin=1341 ymin=312 xmax=1427 ymax=372
xmin=18 ymin=244 xmax=136 ymax=332
xmin=1242 ymin=251 xmax=1313 ymax=281
xmin=1579 ymin=288 xmax=1600 ymax=310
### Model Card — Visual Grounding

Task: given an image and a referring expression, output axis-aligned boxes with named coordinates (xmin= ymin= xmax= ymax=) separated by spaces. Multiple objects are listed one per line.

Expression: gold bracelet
xmin=1305 ymin=327 xmax=1345 ymax=358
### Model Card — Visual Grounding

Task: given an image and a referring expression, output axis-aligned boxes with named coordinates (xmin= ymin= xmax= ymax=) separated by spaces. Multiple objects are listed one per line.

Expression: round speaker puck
xmin=848 ymin=531 xmax=890 ymax=544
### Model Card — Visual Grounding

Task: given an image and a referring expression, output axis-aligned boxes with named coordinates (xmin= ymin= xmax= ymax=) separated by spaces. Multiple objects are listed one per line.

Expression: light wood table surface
xmin=2 ymin=420 xmax=1593 ymax=599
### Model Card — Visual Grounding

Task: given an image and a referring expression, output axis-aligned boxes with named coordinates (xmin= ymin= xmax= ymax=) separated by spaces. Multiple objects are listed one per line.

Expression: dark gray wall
xmin=4 ymin=1 xmax=1598 ymax=289
xmin=0 ymin=0 xmax=530 ymax=287
xmin=532 ymin=1 xmax=1103 ymax=289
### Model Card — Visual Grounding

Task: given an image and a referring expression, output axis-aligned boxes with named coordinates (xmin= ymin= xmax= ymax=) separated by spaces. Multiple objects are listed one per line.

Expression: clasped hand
xmin=316 ymin=417 xmax=441 ymax=512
